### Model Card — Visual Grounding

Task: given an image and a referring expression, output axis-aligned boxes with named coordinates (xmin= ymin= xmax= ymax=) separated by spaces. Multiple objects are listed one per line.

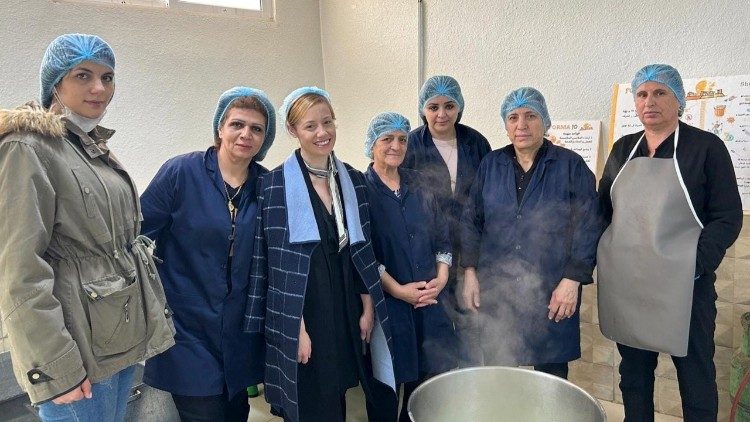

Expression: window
xmin=55 ymin=0 xmax=274 ymax=20
xmin=171 ymin=0 xmax=272 ymax=19
xmin=178 ymin=0 xmax=260 ymax=10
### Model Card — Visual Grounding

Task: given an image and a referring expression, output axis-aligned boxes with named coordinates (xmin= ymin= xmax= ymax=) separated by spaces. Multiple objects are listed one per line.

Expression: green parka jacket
xmin=0 ymin=103 xmax=175 ymax=404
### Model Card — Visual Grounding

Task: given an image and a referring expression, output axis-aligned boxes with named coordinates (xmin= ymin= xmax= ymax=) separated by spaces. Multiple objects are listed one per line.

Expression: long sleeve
xmin=562 ymin=157 xmax=602 ymax=284
xmin=598 ymin=140 xmax=629 ymax=225
xmin=140 ymin=159 xmax=177 ymax=243
xmin=431 ymin=190 xmax=452 ymax=255
xmin=244 ymin=177 xmax=268 ymax=334
xmin=459 ymin=159 xmax=487 ymax=268
xmin=695 ymin=139 xmax=742 ymax=277
xmin=0 ymin=139 xmax=86 ymax=402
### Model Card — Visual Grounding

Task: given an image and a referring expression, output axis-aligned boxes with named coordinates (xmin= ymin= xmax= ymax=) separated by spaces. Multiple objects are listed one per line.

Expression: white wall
xmin=321 ymin=0 xmax=750 ymax=174
xmin=319 ymin=0 xmax=420 ymax=171
xmin=0 ymin=0 xmax=325 ymax=189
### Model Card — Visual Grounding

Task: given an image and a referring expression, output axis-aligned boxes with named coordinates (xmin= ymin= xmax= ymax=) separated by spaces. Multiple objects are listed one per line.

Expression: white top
xmin=433 ymin=137 xmax=458 ymax=193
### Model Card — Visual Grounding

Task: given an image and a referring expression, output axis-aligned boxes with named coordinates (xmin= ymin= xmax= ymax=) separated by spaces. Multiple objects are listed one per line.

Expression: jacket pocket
xmin=71 ymin=168 xmax=97 ymax=219
xmin=82 ymin=273 xmax=147 ymax=357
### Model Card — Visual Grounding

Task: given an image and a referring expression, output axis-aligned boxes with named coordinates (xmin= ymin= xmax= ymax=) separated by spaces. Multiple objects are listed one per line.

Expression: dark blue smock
xmin=403 ymin=123 xmax=492 ymax=255
xmin=365 ymin=165 xmax=457 ymax=383
xmin=141 ymin=147 xmax=266 ymax=397
xmin=460 ymin=141 xmax=601 ymax=365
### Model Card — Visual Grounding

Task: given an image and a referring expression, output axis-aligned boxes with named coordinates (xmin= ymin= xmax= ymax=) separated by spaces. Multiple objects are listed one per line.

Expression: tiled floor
xmin=247 ymin=385 xmax=685 ymax=421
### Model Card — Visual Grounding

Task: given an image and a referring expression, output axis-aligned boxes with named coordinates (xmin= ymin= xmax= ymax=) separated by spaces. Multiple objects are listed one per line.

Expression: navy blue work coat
xmin=461 ymin=141 xmax=601 ymax=365
xmin=140 ymin=147 xmax=266 ymax=397
xmin=403 ymin=123 xmax=492 ymax=254
xmin=244 ymin=154 xmax=394 ymax=422
xmin=365 ymin=166 xmax=456 ymax=382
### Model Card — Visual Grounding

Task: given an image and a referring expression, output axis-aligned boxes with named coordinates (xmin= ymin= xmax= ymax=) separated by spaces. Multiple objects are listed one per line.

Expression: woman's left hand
xmin=547 ymin=278 xmax=580 ymax=322
xmin=359 ymin=294 xmax=375 ymax=343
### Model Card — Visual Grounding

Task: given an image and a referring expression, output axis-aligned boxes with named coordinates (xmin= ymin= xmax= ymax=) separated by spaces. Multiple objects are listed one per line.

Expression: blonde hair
xmin=285 ymin=93 xmax=336 ymax=134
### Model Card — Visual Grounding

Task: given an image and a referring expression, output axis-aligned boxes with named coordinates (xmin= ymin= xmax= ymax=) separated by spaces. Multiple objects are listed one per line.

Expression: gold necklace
xmin=224 ymin=182 xmax=244 ymax=213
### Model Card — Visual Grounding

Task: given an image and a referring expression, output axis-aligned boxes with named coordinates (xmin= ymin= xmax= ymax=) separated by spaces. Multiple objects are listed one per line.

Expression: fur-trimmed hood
xmin=0 ymin=102 xmax=66 ymax=140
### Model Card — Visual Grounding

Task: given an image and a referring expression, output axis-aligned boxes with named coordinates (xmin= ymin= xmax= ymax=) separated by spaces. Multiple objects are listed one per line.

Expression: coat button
xmin=164 ymin=308 xmax=169 ymax=315
xmin=516 ymin=214 xmax=521 ymax=219
xmin=83 ymin=187 xmax=91 ymax=194
xmin=31 ymin=373 xmax=40 ymax=380
xmin=90 ymin=292 xmax=99 ymax=299
xmin=515 ymin=245 xmax=521 ymax=250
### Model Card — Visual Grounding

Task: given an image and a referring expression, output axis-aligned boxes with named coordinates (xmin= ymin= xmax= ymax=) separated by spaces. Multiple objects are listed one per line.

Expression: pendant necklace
xmin=225 ymin=182 xmax=244 ymax=213
xmin=224 ymin=182 xmax=244 ymax=257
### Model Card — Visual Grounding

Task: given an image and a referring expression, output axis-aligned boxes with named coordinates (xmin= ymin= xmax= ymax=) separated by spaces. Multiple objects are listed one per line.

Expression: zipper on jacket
xmin=64 ymin=137 xmax=120 ymax=258
xmin=124 ymin=297 xmax=130 ymax=323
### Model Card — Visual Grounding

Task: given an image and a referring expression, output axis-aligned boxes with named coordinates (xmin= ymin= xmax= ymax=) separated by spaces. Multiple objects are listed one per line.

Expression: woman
xmin=363 ymin=112 xmax=457 ymax=421
xmin=244 ymin=87 xmax=395 ymax=422
xmin=460 ymin=87 xmax=600 ymax=378
xmin=0 ymin=34 xmax=175 ymax=422
xmin=140 ymin=86 xmax=275 ymax=421
xmin=402 ymin=75 xmax=492 ymax=365
xmin=598 ymin=64 xmax=741 ymax=421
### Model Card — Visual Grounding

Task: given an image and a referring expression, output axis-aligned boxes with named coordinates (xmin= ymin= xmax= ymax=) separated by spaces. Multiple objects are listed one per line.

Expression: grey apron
xmin=597 ymin=126 xmax=702 ymax=356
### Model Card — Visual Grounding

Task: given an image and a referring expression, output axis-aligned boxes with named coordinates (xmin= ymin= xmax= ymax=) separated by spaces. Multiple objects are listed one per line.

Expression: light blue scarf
xmin=283 ymin=153 xmax=365 ymax=245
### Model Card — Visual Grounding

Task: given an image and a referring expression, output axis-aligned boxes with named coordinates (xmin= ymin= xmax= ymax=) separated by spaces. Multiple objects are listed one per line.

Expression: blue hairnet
xmin=418 ymin=75 xmax=465 ymax=123
xmin=500 ymin=87 xmax=551 ymax=131
xmin=213 ymin=86 xmax=276 ymax=161
xmin=631 ymin=64 xmax=686 ymax=112
xmin=364 ymin=112 xmax=411 ymax=159
xmin=39 ymin=34 xmax=116 ymax=109
xmin=279 ymin=86 xmax=331 ymax=127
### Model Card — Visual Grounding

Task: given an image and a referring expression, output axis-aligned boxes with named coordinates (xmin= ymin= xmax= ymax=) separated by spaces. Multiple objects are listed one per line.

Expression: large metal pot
xmin=407 ymin=366 xmax=606 ymax=421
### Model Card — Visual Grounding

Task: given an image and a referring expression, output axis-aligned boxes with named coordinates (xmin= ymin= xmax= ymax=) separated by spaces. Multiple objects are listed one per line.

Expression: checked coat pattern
xmin=244 ymin=160 xmax=393 ymax=422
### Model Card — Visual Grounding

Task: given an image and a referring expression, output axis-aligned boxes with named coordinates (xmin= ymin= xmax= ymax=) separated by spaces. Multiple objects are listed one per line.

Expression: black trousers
xmin=617 ymin=281 xmax=718 ymax=422
xmin=534 ymin=362 xmax=569 ymax=379
xmin=171 ymin=390 xmax=249 ymax=422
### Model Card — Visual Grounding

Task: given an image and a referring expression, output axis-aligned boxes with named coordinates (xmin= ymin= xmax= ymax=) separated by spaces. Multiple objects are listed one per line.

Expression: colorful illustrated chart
xmin=548 ymin=120 xmax=601 ymax=174
xmin=610 ymin=75 xmax=750 ymax=210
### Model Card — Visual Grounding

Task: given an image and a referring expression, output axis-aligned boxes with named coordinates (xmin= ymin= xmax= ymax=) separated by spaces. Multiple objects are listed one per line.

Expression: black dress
xmin=294 ymin=152 xmax=368 ymax=422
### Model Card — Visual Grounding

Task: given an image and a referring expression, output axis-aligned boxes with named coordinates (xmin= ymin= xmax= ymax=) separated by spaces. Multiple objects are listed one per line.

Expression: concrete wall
xmin=319 ymin=0 xmax=420 ymax=170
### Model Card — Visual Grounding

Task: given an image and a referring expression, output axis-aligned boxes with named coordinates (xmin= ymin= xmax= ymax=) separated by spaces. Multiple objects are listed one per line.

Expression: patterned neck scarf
xmin=304 ymin=152 xmax=348 ymax=251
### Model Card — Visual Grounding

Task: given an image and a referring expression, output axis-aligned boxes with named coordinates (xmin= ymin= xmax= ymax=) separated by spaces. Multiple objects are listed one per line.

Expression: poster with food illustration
xmin=610 ymin=74 xmax=750 ymax=211
xmin=548 ymin=120 xmax=601 ymax=174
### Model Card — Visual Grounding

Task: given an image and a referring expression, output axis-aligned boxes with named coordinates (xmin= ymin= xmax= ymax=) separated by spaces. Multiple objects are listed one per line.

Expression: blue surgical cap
xmin=500 ymin=87 xmax=551 ymax=131
xmin=40 ymin=34 xmax=116 ymax=109
xmin=279 ymin=86 xmax=331 ymax=127
xmin=213 ymin=86 xmax=276 ymax=161
xmin=364 ymin=112 xmax=411 ymax=159
xmin=631 ymin=64 xmax=686 ymax=112
xmin=419 ymin=75 xmax=465 ymax=123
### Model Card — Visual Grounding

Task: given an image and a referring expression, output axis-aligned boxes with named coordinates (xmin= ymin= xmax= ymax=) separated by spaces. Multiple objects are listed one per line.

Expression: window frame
xmin=53 ymin=0 xmax=274 ymax=21
xmin=170 ymin=0 xmax=273 ymax=20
